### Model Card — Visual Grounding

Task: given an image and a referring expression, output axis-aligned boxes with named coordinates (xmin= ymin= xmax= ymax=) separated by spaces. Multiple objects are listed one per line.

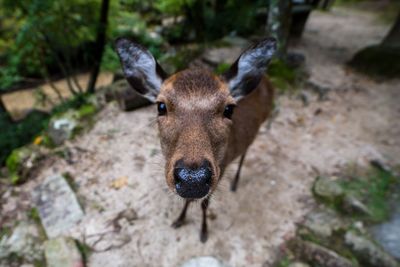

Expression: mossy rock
xmin=6 ymin=145 xmax=44 ymax=184
xmin=349 ymin=45 xmax=400 ymax=78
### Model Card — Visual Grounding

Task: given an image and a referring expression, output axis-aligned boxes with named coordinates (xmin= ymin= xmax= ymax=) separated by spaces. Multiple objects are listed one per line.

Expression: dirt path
xmin=2 ymin=7 xmax=400 ymax=267
xmin=1 ymin=72 xmax=113 ymax=120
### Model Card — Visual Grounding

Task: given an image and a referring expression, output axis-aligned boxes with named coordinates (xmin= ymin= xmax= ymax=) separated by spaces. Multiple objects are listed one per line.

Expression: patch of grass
xmin=339 ymin=166 xmax=398 ymax=223
xmin=75 ymin=239 xmax=92 ymax=265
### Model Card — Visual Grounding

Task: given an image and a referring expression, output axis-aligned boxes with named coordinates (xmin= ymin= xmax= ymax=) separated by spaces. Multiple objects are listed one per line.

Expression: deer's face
xmin=116 ymin=38 xmax=276 ymax=199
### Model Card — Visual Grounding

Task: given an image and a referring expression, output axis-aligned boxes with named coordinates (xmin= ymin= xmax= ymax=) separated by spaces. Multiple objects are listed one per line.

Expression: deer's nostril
xmin=173 ymin=159 xmax=213 ymax=199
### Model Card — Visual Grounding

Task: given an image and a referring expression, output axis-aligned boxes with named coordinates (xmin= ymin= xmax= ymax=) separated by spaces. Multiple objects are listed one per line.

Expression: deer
xmin=115 ymin=37 xmax=276 ymax=242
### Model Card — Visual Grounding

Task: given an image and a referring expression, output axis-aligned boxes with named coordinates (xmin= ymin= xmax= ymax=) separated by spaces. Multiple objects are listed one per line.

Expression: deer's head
xmin=116 ymin=38 xmax=276 ymax=199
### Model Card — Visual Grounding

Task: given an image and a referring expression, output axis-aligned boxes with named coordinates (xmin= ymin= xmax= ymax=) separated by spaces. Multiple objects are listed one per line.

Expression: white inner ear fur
xmin=117 ymin=41 xmax=161 ymax=101
xmin=228 ymin=44 xmax=275 ymax=96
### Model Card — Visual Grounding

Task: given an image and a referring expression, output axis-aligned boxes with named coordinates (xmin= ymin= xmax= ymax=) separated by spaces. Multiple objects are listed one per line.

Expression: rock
xmin=47 ymin=110 xmax=80 ymax=146
xmin=202 ymin=47 xmax=242 ymax=66
xmin=32 ymin=174 xmax=84 ymax=238
xmin=112 ymin=70 xmax=125 ymax=82
xmin=370 ymin=206 xmax=400 ymax=260
xmin=286 ymin=52 xmax=306 ymax=69
xmin=313 ymin=176 xmax=344 ymax=203
xmin=180 ymin=256 xmax=230 ymax=267
xmin=289 ymin=262 xmax=311 ymax=267
xmin=6 ymin=145 xmax=44 ymax=184
xmin=103 ymin=80 xmax=151 ymax=111
xmin=342 ymin=194 xmax=372 ymax=216
xmin=300 ymin=209 xmax=349 ymax=239
xmin=0 ymin=221 xmax=45 ymax=265
xmin=289 ymin=238 xmax=355 ymax=267
xmin=345 ymin=230 xmax=400 ymax=267
xmin=44 ymin=237 xmax=84 ymax=267
xmin=220 ymin=35 xmax=250 ymax=48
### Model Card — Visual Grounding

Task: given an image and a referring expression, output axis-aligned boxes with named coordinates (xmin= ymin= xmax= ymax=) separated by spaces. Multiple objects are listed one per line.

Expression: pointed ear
xmin=223 ymin=37 xmax=277 ymax=100
xmin=115 ymin=38 xmax=167 ymax=102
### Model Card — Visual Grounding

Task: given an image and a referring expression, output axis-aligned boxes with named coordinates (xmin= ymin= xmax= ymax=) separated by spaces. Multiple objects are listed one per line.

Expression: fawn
xmin=115 ymin=37 xmax=276 ymax=242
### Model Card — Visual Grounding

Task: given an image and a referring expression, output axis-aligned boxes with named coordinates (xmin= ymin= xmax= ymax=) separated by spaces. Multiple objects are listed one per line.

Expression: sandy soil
xmin=2 ymin=6 xmax=400 ymax=267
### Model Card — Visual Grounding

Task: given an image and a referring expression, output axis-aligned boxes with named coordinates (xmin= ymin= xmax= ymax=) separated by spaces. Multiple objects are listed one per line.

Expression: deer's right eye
xmin=157 ymin=102 xmax=167 ymax=116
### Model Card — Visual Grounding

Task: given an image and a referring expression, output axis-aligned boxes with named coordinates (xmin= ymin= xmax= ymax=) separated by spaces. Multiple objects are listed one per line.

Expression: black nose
xmin=174 ymin=159 xmax=212 ymax=199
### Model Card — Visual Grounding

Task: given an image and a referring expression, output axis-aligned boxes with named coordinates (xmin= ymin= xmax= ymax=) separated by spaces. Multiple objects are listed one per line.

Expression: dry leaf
xmin=110 ymin=176 xmax=128 ymax=189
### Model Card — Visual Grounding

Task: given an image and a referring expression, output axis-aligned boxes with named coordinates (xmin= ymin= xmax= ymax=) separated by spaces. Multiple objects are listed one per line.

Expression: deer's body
xmin=223 ymin=75 xmax=274 ymax=169
xmin=116 ymin=37 xmax=276 ymax=242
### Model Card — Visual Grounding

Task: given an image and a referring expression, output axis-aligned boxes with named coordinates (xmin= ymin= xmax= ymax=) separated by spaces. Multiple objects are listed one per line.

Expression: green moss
xmin=338 ymin=166 xmax=398 ymax=223
xmin=298 ymin=226 xmax=359 ymax=266
xmin=274 ymin=257 xmax=292 ymax=267
xmin=313 ymin=165 xmax=399 ymax=223
xmin=267 ymin=59 xmax=304 ymax=93
xmin=77 ymin=104 xmax=97 ymax=118
xmin=28 ymin=207 xmax=40 ymax=223
xmin=75 ymin=239 xmax=92 ymax=265
xmin=214 ymin=62 xmax=231 ymax=75
xmin=0 ymin=226 xmax=11 ymax=239
xmin=349 ymin=45 xmax=400 ymax=79
xmin=6 ymin=149 xmax=21 ymax=174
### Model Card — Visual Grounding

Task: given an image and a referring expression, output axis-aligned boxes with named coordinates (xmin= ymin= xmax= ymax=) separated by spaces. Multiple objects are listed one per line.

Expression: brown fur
xmin=156 ymin=68 xmax=274 ymax=193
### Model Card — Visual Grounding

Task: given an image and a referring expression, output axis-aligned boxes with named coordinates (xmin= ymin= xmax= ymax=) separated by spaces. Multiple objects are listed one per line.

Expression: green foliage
xmin=155 ymin=0 xmax=266 ymax=41
xmin=0 ymin=111 xmax=50 ymax=166
xmin=0 ymin=0 xmax=101 ymax=90
xmin=214 ymin=63 xmax=231 ymax=75
xmin=0 ymin=93 xmax=98 ymax=167
xmin=268 ymin=59 xmax=303 ymax=92
xmin=339 ymin=166 xmax=398 ymax=223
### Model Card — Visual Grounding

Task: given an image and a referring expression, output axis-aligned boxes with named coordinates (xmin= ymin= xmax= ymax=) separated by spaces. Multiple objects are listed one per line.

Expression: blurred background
xmin=0 ymin=0 xmax=399 ymax=267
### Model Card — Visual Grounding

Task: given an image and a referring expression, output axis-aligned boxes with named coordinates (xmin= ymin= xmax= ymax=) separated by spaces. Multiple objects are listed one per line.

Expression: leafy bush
xmin=0 ymin=110 xmax=50 ymax=166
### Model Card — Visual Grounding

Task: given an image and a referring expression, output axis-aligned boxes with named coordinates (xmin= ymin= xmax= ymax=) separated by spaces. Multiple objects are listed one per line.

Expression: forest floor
xmin=2 ymin=6 xmax=400 ymax=267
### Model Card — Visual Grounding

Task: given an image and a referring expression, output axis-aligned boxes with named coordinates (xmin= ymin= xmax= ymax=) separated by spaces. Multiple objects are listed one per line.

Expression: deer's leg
xmin=231 ymin=151 xmax=247 ymax=192
xmin=171 ymin=200 xmax=191 ymax=228
xmin=200 ymin=197 xmax=209 ymax=243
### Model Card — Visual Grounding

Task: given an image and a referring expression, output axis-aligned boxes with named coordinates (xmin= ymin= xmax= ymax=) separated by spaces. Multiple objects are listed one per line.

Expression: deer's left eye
xmin=223 ymin=105 xmax=235 ymax=119
xmin=157 ymin=102 xmax=167 ymax=116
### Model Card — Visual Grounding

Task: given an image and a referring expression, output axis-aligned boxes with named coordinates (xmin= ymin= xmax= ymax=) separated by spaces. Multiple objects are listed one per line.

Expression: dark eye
xmin=157 ymin=102 xmax=167 ymax=116
xmin=223 ymin=105 xmax=235 ymax=119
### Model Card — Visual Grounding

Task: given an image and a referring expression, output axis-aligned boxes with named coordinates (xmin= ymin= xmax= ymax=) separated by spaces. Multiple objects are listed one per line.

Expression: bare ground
xmin=2 ymin=7 xmax=400 ymax=267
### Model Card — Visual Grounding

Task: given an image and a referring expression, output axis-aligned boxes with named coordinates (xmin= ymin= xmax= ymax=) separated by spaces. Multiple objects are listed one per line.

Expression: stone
xmin=289 ymin=262 xmax=311 ymax=267
xmin=345 ymin=230 xmax=400 ymax=267
xmin=202 ymin=47 xmax=242 ymax=66
xmin=220 ymin=35 xmax=250 ymax=48
xmin=313 ymin=176 xmax=344 ymax=202
xmin=180 ymin=256 xmax=230 ymax=267
xmin=32 ymin=174 xmax=84 ymax=238
xmin=370 ymin=206 xmax=400 ymax=260
xmin=44 ymin=237 xmax=84 ymax=267
xmin=301 ymin=209 xmax=349 ymax=238
xmin=289 ymin=238 xmax=354 ymax=267
xmin=342 ymin=194 xmax=372 ymax=216
xmin=47 ymin=110 xmax=80 ymax=146
xmin=0 ymin=221 xmax=45 ymax=264
xmin=6 ymin=145 xmax=44 ymax=184
xmin=103 ymin=80 xmax=151 ymax=111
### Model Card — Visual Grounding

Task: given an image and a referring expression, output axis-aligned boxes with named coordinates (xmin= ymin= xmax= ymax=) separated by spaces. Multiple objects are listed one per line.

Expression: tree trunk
xmin=87 ymin=0 xmax=110 ymax=94
xmin=266 ymin=0 xmax=292 ymax=59
xmin=382 ymin=11 xmax=400 ymax=47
